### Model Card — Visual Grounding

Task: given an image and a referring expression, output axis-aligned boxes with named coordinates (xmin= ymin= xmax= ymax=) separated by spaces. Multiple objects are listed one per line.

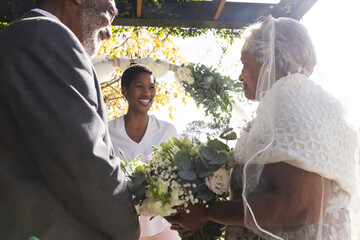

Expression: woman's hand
xmin=165 ymin=203 xmax=208 ymax=237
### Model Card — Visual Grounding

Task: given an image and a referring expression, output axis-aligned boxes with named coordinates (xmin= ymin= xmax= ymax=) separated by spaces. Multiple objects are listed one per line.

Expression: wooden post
xmin=137 ymin=0 xmax=142 ymax=18
xmin=213 ymin=0 xmax=226 ymax=21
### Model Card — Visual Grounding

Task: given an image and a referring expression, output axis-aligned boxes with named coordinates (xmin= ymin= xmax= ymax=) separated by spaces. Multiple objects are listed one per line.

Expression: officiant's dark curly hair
xmin=121 ymin=64 xmax=156 ymax=88
xmin=35 ymin=0 xmax=48 ymax=6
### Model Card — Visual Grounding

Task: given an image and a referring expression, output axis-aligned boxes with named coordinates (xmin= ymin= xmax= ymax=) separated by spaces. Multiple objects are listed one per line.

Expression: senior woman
xmin=166 ymin=16 xmax=359 ymax=240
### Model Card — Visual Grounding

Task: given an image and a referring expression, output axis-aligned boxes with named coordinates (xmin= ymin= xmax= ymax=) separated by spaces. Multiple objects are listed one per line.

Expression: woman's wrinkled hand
xmin=165 ymin=203 xmax=208 ymax=237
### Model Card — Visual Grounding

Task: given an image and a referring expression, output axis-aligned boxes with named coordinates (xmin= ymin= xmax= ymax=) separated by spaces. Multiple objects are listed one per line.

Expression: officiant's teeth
xmin=139 ymin=99 xmax=150 ymax=104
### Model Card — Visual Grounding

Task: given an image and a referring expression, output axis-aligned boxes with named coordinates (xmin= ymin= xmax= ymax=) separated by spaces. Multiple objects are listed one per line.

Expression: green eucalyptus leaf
xmin=199 ymin=171 xmax=214 ymax=178
xmin=207 ymin=138 xmax=228 ymax=151
xmin=133 ymin=184 xmax=147 ymax=196
xmin=207 ymin=163 xmax=223 ymax=172
xmin=127 ymin=174 xmax=146 ymax=195
xmin=220 ymin=127 xmax=237 ymax=140
xmin=222 ymin=132 xmax=237 ymax=140
xmin=174 ymin=152 xmax=192 ymax=171
xmin=178 ymin=170 xmax=197 ymax=181
xmin=198 ymin=146 xmax=216 ymax=162
xmin=194 ymin=157 xmax=210 ymax=176
xmin=197 ymin=184 xmax=214 ymax=201
xmin=209 ymin=152 xmax=227 ymax=165
xmin=127 ymin=180 xmax=133 ymax=190
xmin=132 ymin=174 xmax=146 ymax=188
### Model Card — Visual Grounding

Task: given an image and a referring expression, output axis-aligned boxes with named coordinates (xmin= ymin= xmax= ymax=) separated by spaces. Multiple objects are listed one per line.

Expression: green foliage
xmin=122 ymin=130 xmax=236 ymax=239
xmin=114 ymin=0 xmax=243 ymax=40
xmin=4 ymin=0 xmax=29 ymax=20
xmin=28 ymin=237 xmax=40 ymax=240
xmin=174 ymin=152 xmax=197 ymax=181
xmin=131 ymin=26 xmax=242 ymax=42
xmin=0 ymin=22 xmax=9 ymax=31
xmin=181 ymin=63 xmax=244 ymax=124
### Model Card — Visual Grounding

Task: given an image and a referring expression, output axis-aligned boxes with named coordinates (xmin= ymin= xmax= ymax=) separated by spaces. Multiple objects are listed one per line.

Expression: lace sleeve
xmin=255 ymin=74 xmax=359 ymax=196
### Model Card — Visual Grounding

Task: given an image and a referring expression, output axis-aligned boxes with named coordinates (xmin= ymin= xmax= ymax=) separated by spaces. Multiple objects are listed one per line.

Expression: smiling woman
xmin=121 ymin=65 xmax=156 ymax=116
xmin=107 ymin=64 xmax=181 ymax=240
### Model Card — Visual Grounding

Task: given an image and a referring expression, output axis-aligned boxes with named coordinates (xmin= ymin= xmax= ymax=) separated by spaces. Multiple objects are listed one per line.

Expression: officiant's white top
xmin=108 ymin=114 xmax=178 ymax=237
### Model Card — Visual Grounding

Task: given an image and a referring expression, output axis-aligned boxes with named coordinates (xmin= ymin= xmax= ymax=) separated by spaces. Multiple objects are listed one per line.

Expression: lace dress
xmin=226 ymin=74 xmax=358 ymax=240
xmin=226 ymin=164 xmax=351 ymax=240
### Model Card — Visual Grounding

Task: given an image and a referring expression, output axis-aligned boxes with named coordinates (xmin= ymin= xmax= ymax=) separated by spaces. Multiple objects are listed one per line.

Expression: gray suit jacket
xmin=0 ymin=11 xmax=140 ymax=240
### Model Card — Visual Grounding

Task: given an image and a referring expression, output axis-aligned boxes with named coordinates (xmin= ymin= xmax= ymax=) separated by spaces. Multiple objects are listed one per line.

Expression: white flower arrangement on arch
xmin=174 ymin=66 xmax=195 ymax=86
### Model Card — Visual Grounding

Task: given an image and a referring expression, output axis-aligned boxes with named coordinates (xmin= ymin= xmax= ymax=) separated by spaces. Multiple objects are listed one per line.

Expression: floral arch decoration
xmin=93 ymin=56 xmax=245 ymax=124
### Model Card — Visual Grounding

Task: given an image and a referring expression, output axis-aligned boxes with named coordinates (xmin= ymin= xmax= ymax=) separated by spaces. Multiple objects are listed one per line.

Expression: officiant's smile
xmin=122 ymin=72 xmax=156 ymax=113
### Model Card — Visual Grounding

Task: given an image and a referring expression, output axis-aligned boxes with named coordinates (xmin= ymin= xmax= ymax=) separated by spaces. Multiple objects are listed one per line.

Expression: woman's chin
xmin=244 ymin=92 xmax=254 ymax=101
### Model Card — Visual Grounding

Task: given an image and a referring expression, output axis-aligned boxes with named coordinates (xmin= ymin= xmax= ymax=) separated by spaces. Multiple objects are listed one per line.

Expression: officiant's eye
xmin=135 ymin=84 xmax=144 ymax=88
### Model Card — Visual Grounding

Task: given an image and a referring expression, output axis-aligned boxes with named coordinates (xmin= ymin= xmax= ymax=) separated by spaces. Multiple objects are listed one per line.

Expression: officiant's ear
xmin=121 ymin=87 xmax=129 ymax=100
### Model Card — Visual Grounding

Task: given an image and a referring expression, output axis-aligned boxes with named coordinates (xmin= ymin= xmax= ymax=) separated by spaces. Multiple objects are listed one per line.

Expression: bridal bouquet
xmin=120 ymin=128 xmax=237 ymax=239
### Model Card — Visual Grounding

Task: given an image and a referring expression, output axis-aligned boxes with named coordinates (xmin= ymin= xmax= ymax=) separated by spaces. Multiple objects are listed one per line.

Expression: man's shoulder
xmin=1 ymin=13 xmax=74 ymax=45
xmin=3 ymin=14 xmax=58 ymax=32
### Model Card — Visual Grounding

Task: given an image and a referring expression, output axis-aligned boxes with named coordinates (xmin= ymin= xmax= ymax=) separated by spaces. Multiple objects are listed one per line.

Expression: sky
xmin=153 ymin=0 xmax=360 ymax=133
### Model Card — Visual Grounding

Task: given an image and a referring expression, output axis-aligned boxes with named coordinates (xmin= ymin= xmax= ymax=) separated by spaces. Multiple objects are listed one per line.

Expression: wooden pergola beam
xmin=213 ymin=0 xmax=226 ymax=21
xmin=0 ymin=0 xmax=319 ymax=29
xmin=137 ymin=0 xmax=142 ymax=18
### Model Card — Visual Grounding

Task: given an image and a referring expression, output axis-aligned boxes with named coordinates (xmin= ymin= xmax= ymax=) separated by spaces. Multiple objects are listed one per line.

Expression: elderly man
xmin=0 ymin=0 xmax=140 ymax=239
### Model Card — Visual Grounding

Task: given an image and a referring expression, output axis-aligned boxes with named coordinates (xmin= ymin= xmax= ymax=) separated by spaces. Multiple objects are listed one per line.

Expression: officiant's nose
xmin=142 ymin=87 xmax=152 ymax=96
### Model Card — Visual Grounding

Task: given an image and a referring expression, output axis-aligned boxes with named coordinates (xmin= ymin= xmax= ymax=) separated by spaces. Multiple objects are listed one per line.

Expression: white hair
xmin=242 ymin=17 xmax=317 ymax=77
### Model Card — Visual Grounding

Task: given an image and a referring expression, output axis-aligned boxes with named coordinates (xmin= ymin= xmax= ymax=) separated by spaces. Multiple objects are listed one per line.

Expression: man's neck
xmin=35 ymin=3 xmax=84 ymax=50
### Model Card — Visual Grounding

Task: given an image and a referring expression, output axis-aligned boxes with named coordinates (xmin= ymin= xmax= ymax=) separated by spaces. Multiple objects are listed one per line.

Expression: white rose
xmin=161 ymin=203 xmax=176 ymax=217
xmin=174 ymin=67 xmax=195 ymax=85
xmin=205 ymin=167 xmax=230 ymax=195
xmin=149 ymin=199 xmax=164 ymax=215
xmin=138 ymin=198 xmax=158 ymax=217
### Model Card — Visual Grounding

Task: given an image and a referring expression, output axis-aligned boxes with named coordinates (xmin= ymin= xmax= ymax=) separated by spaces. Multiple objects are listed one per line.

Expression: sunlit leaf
xmin=207 ymin=138 xmax=228 ymax=151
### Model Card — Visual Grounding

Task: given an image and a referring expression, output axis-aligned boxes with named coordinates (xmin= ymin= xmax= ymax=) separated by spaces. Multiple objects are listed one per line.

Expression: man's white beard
xmin=81 ymin=29 xmax=101 ymax=59
xmin=79 ymin=0 xmax=104 ymax=59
